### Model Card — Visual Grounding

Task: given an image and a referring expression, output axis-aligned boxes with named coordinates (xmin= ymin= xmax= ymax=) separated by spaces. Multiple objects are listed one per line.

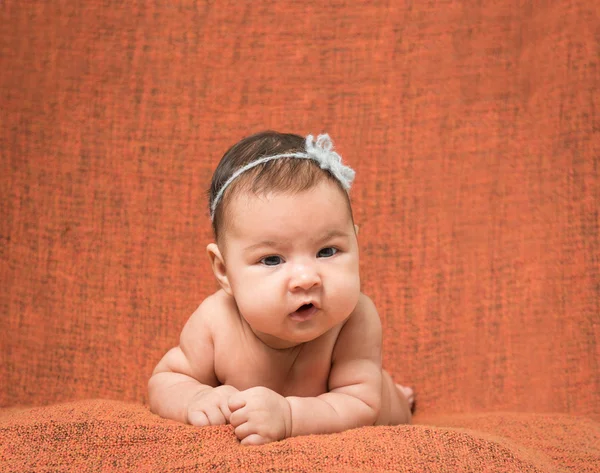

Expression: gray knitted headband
xmin=210 ymin=134 xmax=355 ymax=221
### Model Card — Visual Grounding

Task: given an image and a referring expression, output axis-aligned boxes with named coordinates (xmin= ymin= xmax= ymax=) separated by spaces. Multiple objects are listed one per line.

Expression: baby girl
xmin=148 ymin=131 xmax=414 ymax=445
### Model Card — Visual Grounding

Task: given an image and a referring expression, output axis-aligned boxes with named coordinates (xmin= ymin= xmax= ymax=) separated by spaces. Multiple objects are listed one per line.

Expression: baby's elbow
xmin=147 ymin=371 xmax=174 ymax=415
xmin=332 ymin=381 xmax=382 ymax=427
xmin=353 ymin=389 xmax=381 ymax=427
xmin=147 ymin=375 xmax=161 ymax=414
xmin=364 ymin=396 xmax=382 ymax=426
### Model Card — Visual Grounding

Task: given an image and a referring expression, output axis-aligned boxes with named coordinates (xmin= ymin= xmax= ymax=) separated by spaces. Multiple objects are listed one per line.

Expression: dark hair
xmin=208 ymin=130 xmax=353 ymax=241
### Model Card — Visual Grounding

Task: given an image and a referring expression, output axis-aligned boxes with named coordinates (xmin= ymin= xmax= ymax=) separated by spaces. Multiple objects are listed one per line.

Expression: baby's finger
xmin=229 ymin=406 xmax=249 ymax=428
xmin=188 ymin=410 xmax=210 ymax=427
xmin=233 ymin=421 xmax=253 ymax=440
xmin=227 ymin=394 xmax=247 ymax=412
xmin=241 ymin=434 xmax=267 ymax=447
xmin=219 ymin=400 xmax=233 ymax=422
xmin=204 ymin=406 xmax=227 ymax=426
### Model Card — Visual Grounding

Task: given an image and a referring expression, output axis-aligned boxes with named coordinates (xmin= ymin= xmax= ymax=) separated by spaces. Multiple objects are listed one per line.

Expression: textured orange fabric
xmin=1 ymin=400 xmax=599 ymax=472
xmin=1 ymin=0 xmax=599 ymax=471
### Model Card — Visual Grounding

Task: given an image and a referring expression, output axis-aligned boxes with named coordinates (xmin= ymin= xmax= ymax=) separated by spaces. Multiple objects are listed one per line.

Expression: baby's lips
xmin=292 ymin=300 xmax=320 ymax=313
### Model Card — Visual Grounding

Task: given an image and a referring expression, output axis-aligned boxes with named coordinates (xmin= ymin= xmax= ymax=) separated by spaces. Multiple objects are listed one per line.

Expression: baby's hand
xmin=187 ymin=385 xmax=239 ymax=427
xmin=228 ymin=386 xmax=292 ymax=446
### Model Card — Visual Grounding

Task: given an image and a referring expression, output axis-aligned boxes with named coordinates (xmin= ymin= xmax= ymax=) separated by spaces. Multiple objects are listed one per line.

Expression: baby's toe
xmin=396 ymin=384 xmax=415 ymax=408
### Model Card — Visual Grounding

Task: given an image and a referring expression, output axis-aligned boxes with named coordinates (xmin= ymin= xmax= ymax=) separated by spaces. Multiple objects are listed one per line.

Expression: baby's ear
xmin=206 ymin=243 xmax=233 ymax=296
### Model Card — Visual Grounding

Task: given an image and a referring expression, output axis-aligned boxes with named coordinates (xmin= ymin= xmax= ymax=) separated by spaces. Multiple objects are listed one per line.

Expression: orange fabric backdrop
xmin=1 ymin=0 xmax=598 ymax=425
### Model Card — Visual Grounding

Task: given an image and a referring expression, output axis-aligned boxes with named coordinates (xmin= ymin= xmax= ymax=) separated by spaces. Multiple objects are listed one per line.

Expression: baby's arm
xmin=286 ymin=294 xmax=383 ymax=436
xmin=148 ymin=296 xmax=235 ymax=425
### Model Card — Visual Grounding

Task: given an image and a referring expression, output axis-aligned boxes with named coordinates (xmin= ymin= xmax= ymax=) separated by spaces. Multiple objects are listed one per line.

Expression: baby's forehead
xmin=221 ymin=181 xmax=354 ymax=240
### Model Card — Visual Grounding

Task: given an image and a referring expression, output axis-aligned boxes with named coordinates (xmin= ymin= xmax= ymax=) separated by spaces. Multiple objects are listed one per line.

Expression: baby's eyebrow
xmin=318 ymin=229 xmax=350 ymax=242
xmin=244 ymin=229 xmax=350 ymax=253
xmin=244 ymin=240 xmax=284 ymax=252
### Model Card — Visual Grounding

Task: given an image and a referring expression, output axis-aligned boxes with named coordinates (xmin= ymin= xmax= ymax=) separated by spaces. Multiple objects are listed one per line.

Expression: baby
xmin=148 ymin=131 xmax=414 ymax=446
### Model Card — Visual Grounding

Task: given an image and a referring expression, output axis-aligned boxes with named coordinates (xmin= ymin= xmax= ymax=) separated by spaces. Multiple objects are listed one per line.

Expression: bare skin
xmin=148 ymin=180 xmax=414 ymax=445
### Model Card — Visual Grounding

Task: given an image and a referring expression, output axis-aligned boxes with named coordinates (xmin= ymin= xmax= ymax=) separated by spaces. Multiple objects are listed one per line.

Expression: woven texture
xmin=1 ymin=0 xmax=599 ymax=471
xmin=1 ymin=400 xmax=599 ymax=472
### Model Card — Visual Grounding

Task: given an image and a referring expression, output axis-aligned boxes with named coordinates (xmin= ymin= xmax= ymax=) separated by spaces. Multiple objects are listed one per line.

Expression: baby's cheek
xmin=339 ymin=273 xmax=361 ymax=312
xmin=236 ymin=284 xmax=276 ymax=318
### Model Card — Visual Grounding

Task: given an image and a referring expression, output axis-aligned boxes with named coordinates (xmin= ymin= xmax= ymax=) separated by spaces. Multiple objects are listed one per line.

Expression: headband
xmin=210 ymin=133 xmax=355 ymax=221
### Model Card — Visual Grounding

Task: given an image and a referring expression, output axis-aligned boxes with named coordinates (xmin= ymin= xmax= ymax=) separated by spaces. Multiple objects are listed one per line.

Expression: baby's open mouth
xmin=297 ymin=303 xmax=314 ymax=312
xmin=289 ymin=303 xmax=317 ymax=321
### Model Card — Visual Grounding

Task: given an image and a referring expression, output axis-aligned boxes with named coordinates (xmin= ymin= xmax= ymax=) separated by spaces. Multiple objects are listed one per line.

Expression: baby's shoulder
xmin=336 ymin=293 xmax=381 ymax=340
xmin=350 ymin=292 xmax=380 ymax=323
xmin=182 ymin=290 xmax=237 ymax=338
xmin=196 ymin=289 xmax=233 ymax=314
xmin=332 ymin=292 xmax=382 ymax=360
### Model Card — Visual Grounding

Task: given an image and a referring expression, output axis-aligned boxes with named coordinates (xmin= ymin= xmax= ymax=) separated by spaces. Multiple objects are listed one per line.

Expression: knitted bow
xmin=305 ymin=134 xmax=355 ymax=190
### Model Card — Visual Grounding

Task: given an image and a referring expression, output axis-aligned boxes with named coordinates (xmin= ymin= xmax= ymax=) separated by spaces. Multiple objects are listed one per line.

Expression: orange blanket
xmin=2 ymin=400 xmax=599 ymax=472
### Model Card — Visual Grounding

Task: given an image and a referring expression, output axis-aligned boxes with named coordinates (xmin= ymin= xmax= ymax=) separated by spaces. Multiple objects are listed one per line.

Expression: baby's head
xmin=208 ymin=131 xmax=355 ymax=243
xmin=206 ymin=131 xmax=361 ymax=349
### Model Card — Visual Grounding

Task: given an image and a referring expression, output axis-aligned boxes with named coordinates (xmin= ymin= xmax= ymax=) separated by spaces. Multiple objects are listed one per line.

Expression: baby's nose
xmin=289 ymin=263 xmax=321 ymax=291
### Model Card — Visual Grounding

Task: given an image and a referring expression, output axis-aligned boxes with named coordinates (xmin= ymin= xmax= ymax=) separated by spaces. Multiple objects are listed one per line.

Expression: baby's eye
xmin=260 ymin=255 xmax=283 ymax=266
xmin=317 ymin=247 xmax=338 ymax=258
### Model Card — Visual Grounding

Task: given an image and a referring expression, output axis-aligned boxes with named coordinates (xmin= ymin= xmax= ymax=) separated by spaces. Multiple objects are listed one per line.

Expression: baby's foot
xmin=396 ymin=384 xmax=415 ymax=411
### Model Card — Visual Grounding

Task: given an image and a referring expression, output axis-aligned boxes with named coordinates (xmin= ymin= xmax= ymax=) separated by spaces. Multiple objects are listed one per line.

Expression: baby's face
xmin=219 ymin=179 xmax=360 ymax=349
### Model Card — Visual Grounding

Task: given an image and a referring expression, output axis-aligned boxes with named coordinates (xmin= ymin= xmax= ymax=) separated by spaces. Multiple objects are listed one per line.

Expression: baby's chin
xmin=241 ymin=307 xmax=351 ymax=348
xmin=251 ymin=325 xmax=329 ymax=349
